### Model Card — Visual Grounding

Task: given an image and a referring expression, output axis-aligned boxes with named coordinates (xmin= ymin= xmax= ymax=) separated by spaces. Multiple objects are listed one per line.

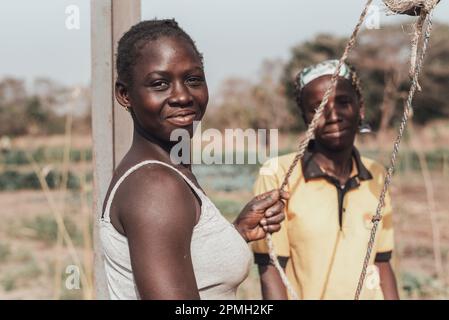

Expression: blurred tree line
xmin=0 ymin=77 xmax=91 ymax=137
xmin=205 ymin=59 xmax=295 ymax=132
xmin=205 ymin=23 xmax=449 ymax=132
xmin=1 ymin=23 xmax=449 ymax=138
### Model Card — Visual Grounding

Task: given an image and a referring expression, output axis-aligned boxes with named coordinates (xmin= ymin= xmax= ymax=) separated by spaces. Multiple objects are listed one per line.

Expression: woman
xmin=100 ymin=19 xmax=288 ymax=300
xmin=251 ymin=60 xmax=400 ymax=300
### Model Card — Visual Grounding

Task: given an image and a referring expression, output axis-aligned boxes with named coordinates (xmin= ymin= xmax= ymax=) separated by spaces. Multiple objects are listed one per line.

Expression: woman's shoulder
xmin=103 ymin=159 xmax=176 ymax=205
xmin=108 ymin=160 xmax=199 ymax=225
xmin=115 ymin=160 xmax=195 ymax=201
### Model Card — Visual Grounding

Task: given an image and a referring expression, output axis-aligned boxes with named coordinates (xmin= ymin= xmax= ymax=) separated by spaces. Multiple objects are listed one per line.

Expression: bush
xmin=22 ymin=214 xmax=83 ymax=246
xmin=0 ymin=170 xmax=92 ymax=191
xmin=0 ymin=243 xmax=11 ymax=263
xmin=0 ymin=148 xmax=92 ymax=165
xmin=212 ymin=199 xmax=243 ymax=221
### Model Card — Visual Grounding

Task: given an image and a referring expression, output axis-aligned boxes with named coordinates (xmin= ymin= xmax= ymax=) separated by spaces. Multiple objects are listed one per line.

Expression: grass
xmin=0 ymin=147 xmax=92 ymax=165
xmin=0 ymin=257 xmax=42 ymax=292
xmin=20 ymin=214 xmax=84 ymax=246
xmin=0 ymin=169 xmax=92 ymax=191
xmin=401 ymin=271 xmax=449 ymax=299
xmin=1 ymin=274 xmax=16 ymax=292
xmin=0 ymin=243 xmax=11 ymax=263
xmin=211 ymin=198 xmax=243 ymax=221
xmin=1 ymin=130 xmax=449 ymax=299
xmin=6 ymin=213 xmax=85 ymax=247
xmin=12 ymin=248 xmax=33 ymax=263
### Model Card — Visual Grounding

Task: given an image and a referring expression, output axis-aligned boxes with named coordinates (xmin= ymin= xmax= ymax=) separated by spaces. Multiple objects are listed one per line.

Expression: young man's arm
xmin=374 ymin=185 xmax=398 ymax=300
xmin=376 ymin=261 xmax=399 ymax=300
xmin=258 ymin=264 xmax=288 ymax=300
xmin=252 ymin=159 xmax=291 ymax=300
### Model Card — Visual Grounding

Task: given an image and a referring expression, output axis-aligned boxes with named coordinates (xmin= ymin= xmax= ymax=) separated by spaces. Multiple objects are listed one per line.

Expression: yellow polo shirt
xmin=251 ymin=145 xmax=394 ymax=300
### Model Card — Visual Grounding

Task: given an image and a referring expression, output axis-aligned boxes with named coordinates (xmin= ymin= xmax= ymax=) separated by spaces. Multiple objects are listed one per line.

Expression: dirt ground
xmin=0 ymin=173 xmax=447 ymax=299
xmin=1 ymin=130 xmax=449 ymax=299
xmin=0 ymin=189 xmax=92 ymax=299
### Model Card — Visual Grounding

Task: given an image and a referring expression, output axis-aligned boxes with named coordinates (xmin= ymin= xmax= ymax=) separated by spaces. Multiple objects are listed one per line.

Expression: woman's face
xmin=117 ymin=36 xmax=209 ymax=142
xmin=300 ymin=75 xmax=363 ymax=152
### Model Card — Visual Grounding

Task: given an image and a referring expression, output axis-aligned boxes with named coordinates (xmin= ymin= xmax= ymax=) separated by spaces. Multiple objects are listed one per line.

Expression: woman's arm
xmin=234 ymin=189 xmax=289 ymax=299
xmin=376 ymin=261 xmax=399 ymax=300
xmin=117 ymin=165 xmax=200 ymax=299
xmin=258 ymin=264 xmax=288 ymax=300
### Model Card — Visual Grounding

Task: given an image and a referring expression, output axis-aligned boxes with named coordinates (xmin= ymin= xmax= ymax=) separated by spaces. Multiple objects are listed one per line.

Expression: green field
xmin=1 ymin=135 xmax=449 ymax=299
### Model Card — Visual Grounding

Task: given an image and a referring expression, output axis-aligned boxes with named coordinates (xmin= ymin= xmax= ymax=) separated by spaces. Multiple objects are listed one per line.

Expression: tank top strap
xmin=101 ymin=160 xmax=205 ymax=222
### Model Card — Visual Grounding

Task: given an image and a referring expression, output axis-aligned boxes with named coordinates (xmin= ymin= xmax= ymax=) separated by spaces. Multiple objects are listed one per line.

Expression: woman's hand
xmin=233 ymin=189 xmax=289 ymax=242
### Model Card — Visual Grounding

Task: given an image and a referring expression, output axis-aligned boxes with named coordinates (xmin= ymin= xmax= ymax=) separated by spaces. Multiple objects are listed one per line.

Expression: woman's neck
xmin=312 ymin=142 xmax=354 ymax=185
xmin=131 ymin=127 xmax=192 ymax=171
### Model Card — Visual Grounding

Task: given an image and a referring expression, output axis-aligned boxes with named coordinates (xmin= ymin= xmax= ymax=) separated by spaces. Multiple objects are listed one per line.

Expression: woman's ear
xmin=115 ymin=80 xmax=131 ymax=110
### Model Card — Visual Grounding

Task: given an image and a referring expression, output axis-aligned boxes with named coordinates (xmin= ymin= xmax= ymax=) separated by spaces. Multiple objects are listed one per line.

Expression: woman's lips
xmin=166 ymin=112 xmax=197 ymax=127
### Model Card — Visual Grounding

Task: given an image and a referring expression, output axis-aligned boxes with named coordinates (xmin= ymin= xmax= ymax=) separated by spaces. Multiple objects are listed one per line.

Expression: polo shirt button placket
xmin=341 ymin=208 xmax=348 ymax=233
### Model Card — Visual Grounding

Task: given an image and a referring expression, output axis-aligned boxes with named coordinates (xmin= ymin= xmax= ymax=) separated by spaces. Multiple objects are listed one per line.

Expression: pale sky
xmin=1 ymin=0 xmax=448 ymax=96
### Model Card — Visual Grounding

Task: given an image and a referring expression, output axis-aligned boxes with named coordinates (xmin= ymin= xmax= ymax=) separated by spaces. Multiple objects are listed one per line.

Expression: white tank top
xmin=99 ymin=160 xmax=252 ymax=300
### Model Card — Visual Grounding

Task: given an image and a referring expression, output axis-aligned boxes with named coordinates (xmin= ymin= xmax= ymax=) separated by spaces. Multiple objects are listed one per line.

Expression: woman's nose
xmin=168 ymin=82 xmax=193 ymax=107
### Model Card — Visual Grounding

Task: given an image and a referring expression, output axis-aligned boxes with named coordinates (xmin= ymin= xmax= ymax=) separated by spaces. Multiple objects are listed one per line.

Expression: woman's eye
xmin=151 ymin=81 xmax=169 ymax=90
xmin=186 ymin=77 xmax=204 ymax=86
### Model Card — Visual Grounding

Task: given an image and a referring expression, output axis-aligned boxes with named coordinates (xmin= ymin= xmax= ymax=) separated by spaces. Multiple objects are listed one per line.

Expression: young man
xmin=251 ymin=60 xmax=399 ymax=300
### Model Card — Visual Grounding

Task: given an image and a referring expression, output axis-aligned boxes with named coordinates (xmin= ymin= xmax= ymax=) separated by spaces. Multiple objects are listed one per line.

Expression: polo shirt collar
xmin=301 ymin=141 xmax=373 ymax=182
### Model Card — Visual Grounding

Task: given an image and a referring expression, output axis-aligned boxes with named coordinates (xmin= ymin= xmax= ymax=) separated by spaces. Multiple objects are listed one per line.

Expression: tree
xmin=204 ymin=77 xmax=256 ymax=131
xmin=351 ymin=23 xmax=449 ymax=129
xmin=281 ymin=23 xmax=449 ymax=131
xmin=204 ymin=59 xmax=295 ymax=134
xmin=252 ymin=59 xmax=295 ymax=133
xmin=0 ymin=77 xmax=75 ymax=136
xmin=0 ymin=78 xmax=28 ymax=136
xmin=282 ymin=34 xmax=348 ymax=130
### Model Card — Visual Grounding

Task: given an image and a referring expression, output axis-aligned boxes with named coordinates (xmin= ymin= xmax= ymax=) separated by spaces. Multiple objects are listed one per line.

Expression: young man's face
xmin=301 ymin=75 xmax=363 ymax=152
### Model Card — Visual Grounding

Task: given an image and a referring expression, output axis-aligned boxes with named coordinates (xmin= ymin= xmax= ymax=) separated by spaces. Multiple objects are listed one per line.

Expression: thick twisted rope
xmin=384 ymin=0 xmax=439 ymax=13
xmin=264 ymin=0 xmax=374 ymax=300
xmin=354 ymin=7 xmax=436 ymax=300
